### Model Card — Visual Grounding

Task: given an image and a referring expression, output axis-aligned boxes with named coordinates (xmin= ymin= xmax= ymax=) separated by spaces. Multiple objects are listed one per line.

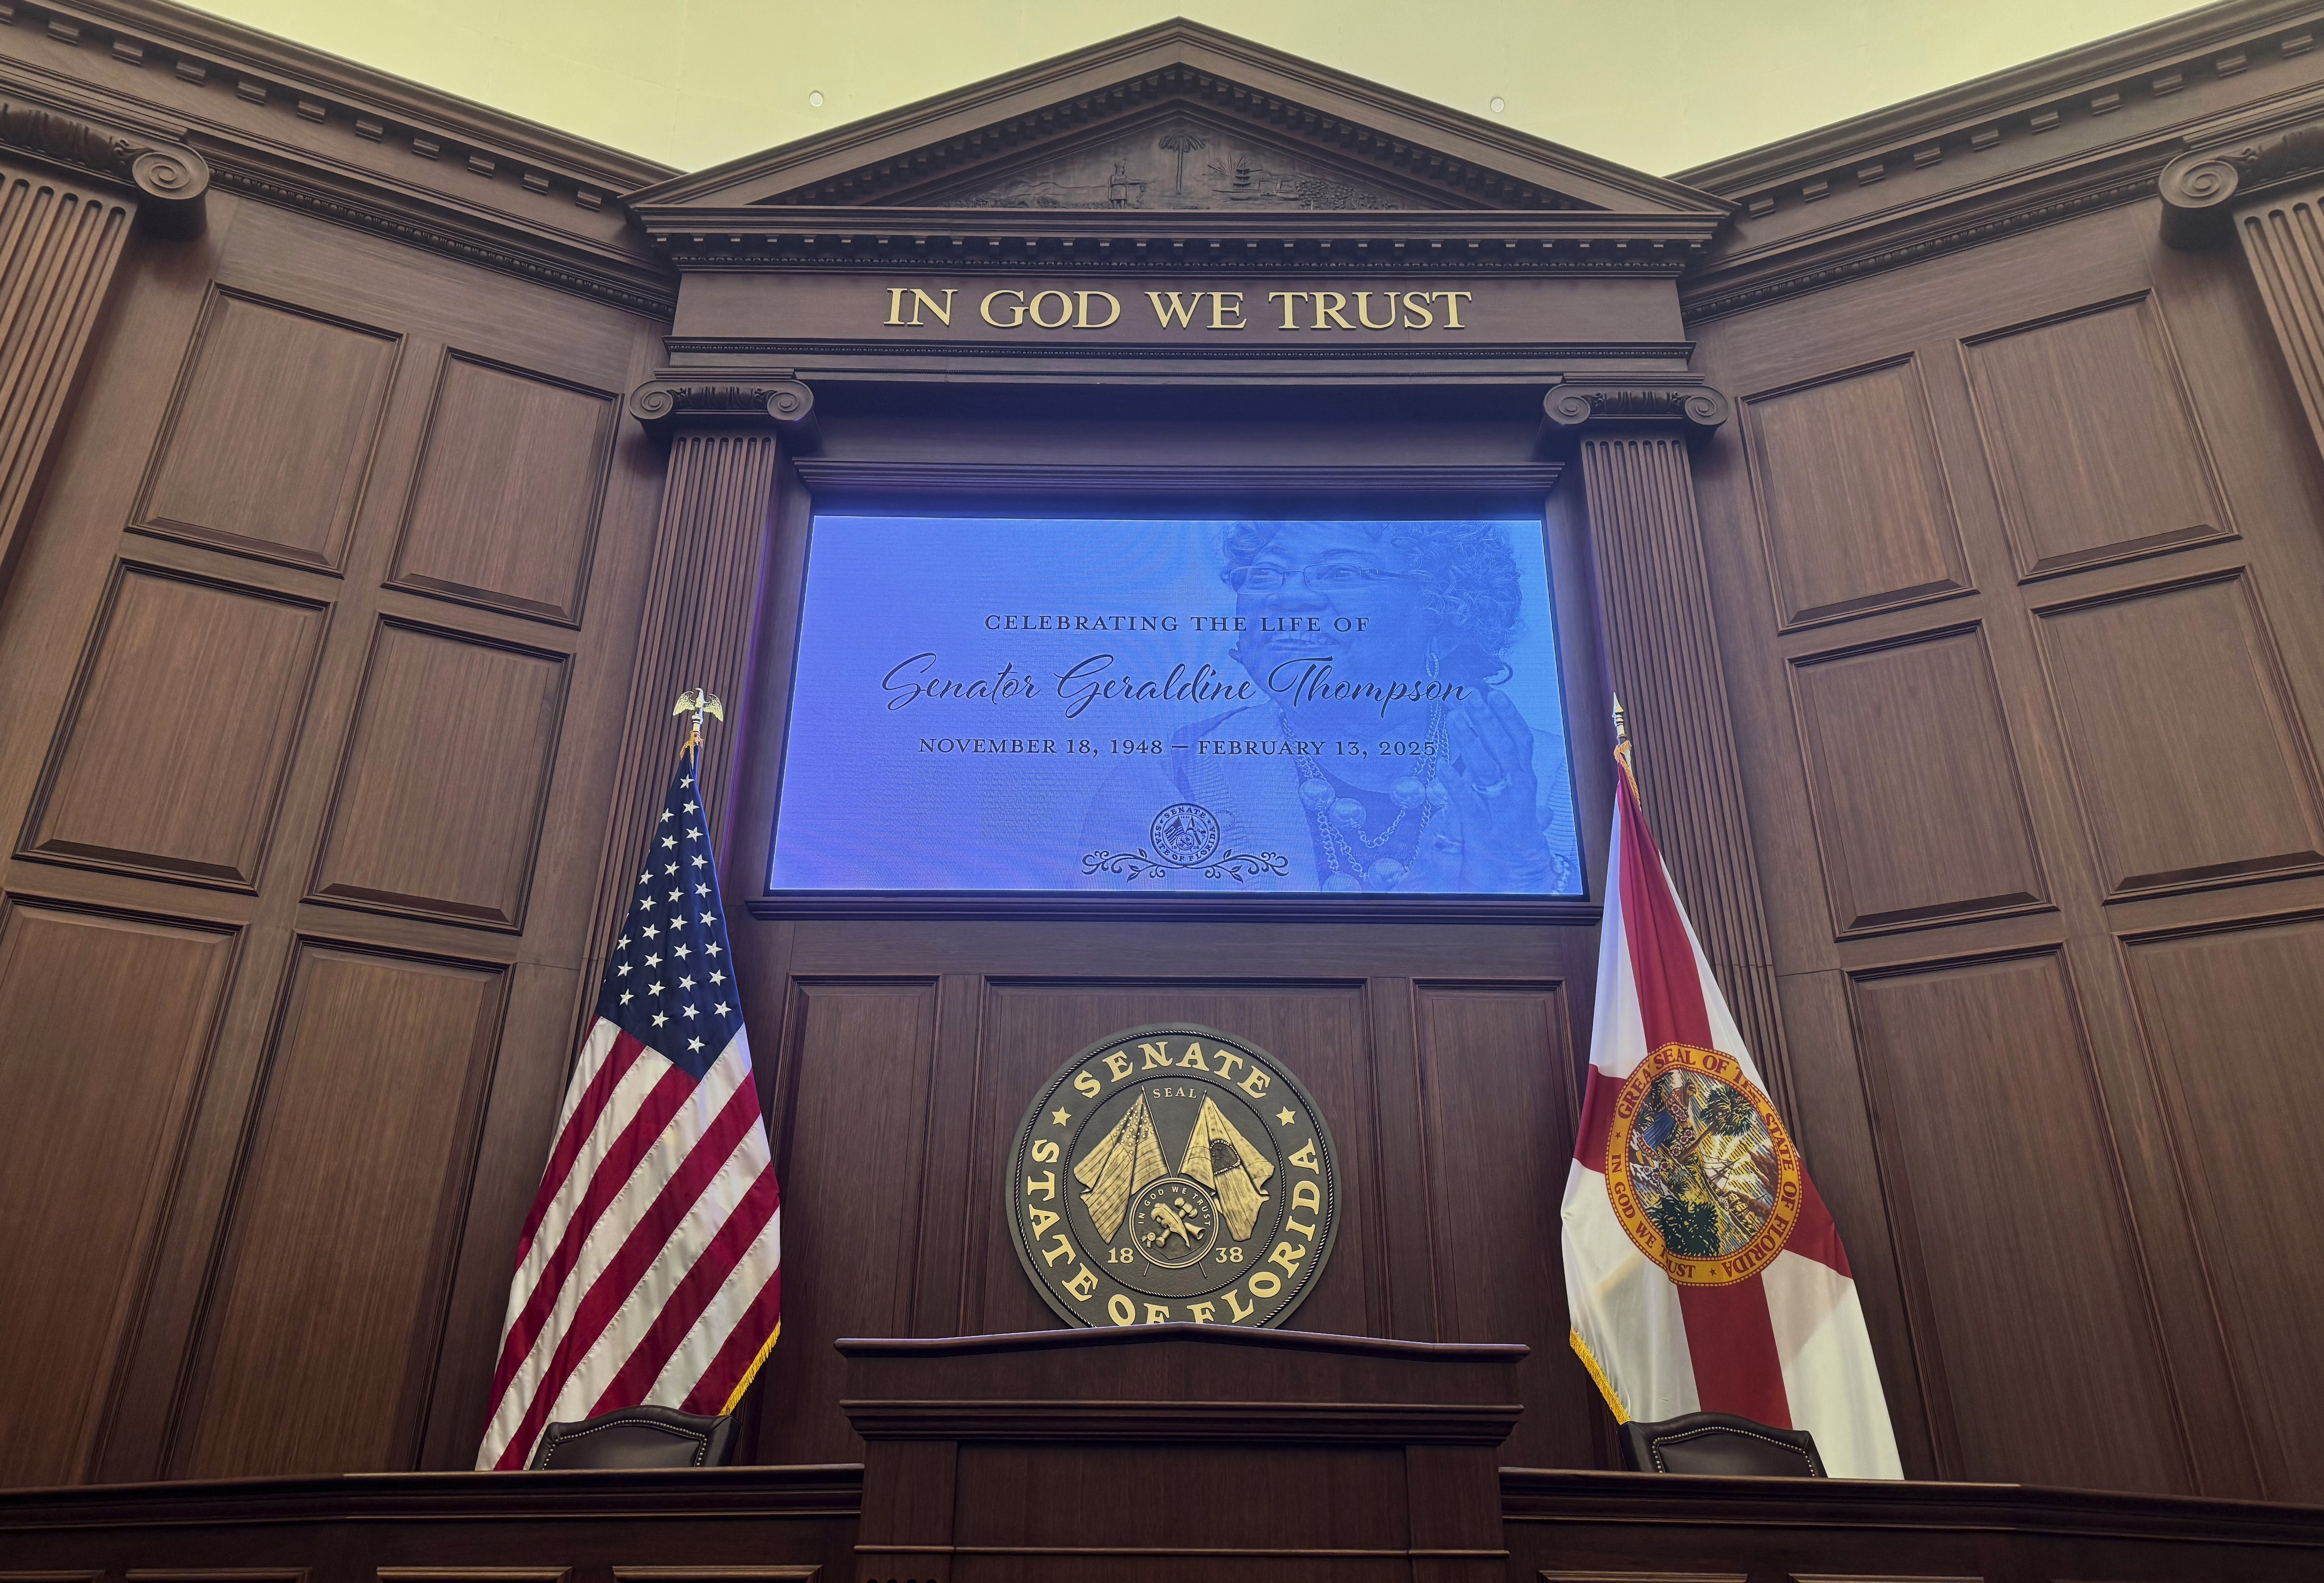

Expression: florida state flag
xmin=1561 ymin=730 xmax=1901 ymax=1478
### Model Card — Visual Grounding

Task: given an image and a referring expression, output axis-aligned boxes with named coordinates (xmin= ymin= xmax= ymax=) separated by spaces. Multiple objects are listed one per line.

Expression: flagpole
xmin=1612 ymin=694 xmax=1640 ymax=801
xmin=672 ymin=684 xmax=726 ymax=774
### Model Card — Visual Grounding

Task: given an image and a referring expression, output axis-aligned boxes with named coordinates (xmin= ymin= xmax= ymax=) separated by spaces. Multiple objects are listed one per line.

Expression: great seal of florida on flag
xmin=477 ymin=693 xmax=782 ymax=1470
xmin=1561 ymin=719 xmax=1900 ymax=1479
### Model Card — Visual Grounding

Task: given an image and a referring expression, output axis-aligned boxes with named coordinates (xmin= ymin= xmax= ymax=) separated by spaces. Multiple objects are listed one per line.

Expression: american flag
xmin=477 ymin=739 xmax=782 ymax=1470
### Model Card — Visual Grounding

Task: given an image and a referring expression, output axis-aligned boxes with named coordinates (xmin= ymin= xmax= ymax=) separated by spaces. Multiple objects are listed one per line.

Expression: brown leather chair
xmin=1619 ymin=1411 xmax=1824 ymax=1477
xmin=527 ymin=1404 xmax=736 ymax=1469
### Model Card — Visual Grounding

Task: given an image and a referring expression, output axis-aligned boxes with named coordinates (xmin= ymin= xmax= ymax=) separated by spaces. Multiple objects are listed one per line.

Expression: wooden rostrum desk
xmin=3 ymin=1327 xmax=2321 ymax=1582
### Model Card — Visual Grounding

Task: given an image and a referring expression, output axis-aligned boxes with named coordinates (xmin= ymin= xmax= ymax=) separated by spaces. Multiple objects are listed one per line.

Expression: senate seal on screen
xmin=1605 ymin=1043 xmax=1803 ymax=1288
xmin=1009 ymin=1024 xmax=1339 ymax=1328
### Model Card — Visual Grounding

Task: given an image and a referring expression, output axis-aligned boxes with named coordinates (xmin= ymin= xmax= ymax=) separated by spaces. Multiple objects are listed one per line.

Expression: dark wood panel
xmin=754 ymin=978 xmax=940 ymax=1465
xmin=1961 ymin=293 xmax=2230 ymax=579
xmin=20 ymin=564 xmax=328 ymax=888
xmin=173 ymin=942 xmax=510 ymax=1478
xmin=1846 ymin=951 xmax=2189 ymax=1492
xmin=2125 ymin=914 xmax=2324 ymax=1503
xmin=387 ymin=353 xmax=619 ymax=625
xmin=0 ymin=899 xmax=236 ymax=1488
xmin=1410 ymin=981 xmax=1599 ymax=1470
xmin=308 ymin=619 xmax=572 ymax=929
xmin=131 ymin=287 xmax=401 ymax=573
xmin=960 ymin=984 xmax=1382 ymax=1347
xmin=1788 ymin=625 xmax=2048 ymax=935
xmin=1739 ymin=356 xmax=1970 ymax=629
xmin=2035 ymin=572 xmax=2324 ymax=896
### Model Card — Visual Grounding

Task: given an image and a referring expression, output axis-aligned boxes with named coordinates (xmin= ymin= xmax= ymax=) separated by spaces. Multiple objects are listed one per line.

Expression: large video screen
xmin=769 ymin=516 xmax=1583 ymax=895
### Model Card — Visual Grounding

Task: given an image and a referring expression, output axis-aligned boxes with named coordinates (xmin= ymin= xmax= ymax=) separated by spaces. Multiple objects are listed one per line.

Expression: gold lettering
xmin=1178 ymin=1044 xmax=1211 ymax=1071
xmin=904 ymin=287 xmax=955 ymax=326
xmin=1147 ymin=290 xmax=1204 ymax=328
xmin=1247 ymin=1270 xmax=1282 ymax=1299
xmin=1291 ymin=1179 xmax=1322 ymax=1213
xmin=1313 ymin=291 xmax=1353 ymax=330
xmin=1210 ymin=1049 xmax=1245 ymax=1080
xmin=1286 ymin=1138 xmax=1320 ymax=1171
xmin=1029 ymin=288 xmax=1073 ymax=328
xmin=1077 ymin=289 xmax=1120 ymax=328
xmin=1141 ymin=1042 xmax=1175 ymax=1070
xmin=1075 ymin=1071 xmax=1101 ymax=1098
xmin=1108 ymin=1293 xmax=1137 ymax=1325
xmin=1026 ymin=1169 xmax=1057 ymax=1199
xmin=1224 ymin=1287 xmax=1256 ymax=1322
xmin=884 ymin=286 xmax=908 ymax=325
xmin=1400 ymin=289 xmax=1435 ymax=329
xmin=1286 ymin=1216 xmax=1315 ymax=1240
xmin=1188 ymin=1301 xmax=1218 ymax=1324
xmin=1208 ymin=290 xmax=1245 ymax=329
xmin=1145 ymin=1303 xmax=1171 ymax=1324
xmin=1027 ymin=1205 xmax=1058 ymax=1238
xmin=1031 ymin=1139 xmax=1059 ymax=1164
xmin=1437 ymin=289 xmax=1472 ymax=328
xmin=1354 ymin=291 xmax=1398 ymax=330
xmin=1103 ymin=1050 xmax=1134 ymax=1082
xmin=980 ymin=288 xmax=1027 ymax=327
xmin=1238 ymin=1068 xmax=1271 ymax=1099
xmin=1043 ymin=1234 xmax=1076 ymax=1266
xmin=1063 ymin=1266 xmax=1098 ymax=1300
xmin=1269 ymin=1240 xmax=1307 ymax=1275
xmin=1266 ymin=289 xmax=1306 ymax=329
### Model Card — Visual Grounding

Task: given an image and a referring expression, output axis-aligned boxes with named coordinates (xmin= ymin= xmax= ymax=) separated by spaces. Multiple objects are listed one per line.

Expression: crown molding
xmin=1680 ymin=141 xmax=2169 ymax=322
xmin=1675 ymin=0 xmax=2324 ymax=197
xmin=46 ymin=0 xmax=671 ymax=190
xmin=628 ymin=19 xmax=1727 ymax=219
xmin=636 ymin=204 xmax=1719 ymax=276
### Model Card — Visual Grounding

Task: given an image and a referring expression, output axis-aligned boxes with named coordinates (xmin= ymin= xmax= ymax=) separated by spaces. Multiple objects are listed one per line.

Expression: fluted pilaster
xmin=1562 ymin=387 xmax=1792 ymax=1111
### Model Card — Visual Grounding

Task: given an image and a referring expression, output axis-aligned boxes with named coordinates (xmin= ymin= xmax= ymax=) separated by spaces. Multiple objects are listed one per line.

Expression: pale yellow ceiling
xmin=185 ymin=0 xmax=2200 ymax=179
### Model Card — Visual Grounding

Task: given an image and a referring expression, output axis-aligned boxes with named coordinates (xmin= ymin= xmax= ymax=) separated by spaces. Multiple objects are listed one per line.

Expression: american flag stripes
xmin=477 ymin=740 xmax=782 ymax=1470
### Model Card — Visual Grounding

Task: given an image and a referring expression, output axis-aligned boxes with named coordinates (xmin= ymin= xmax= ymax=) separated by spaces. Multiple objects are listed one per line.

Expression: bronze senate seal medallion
xmin=1008 ymin=1023 xmax=1340 ymax=1328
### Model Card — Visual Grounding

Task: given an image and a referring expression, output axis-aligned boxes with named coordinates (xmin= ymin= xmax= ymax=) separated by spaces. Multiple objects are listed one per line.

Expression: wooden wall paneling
xmin=306 ymin=618 xmax=574 ymax=929
xmin=1786 ymin=624 xmax=2050 ymax=936
xmin=0 ymin=897 xmax=238 ymax=1488
xmin=171 ymin=939 xmax=512 ymax=1478
xmin=1959 ymin=293 xmax=2232 ymax=581
xmin=957 ymin=983 xmax=1384 ymax=1346
xmin=1409 ymin=980 xmax=1600 ymax=1471
xmin=1738 ymin=356 xmax=1972 ymax=631
xmin=412 ymin=960 xmax=592 ymax=1471
xmin=129 ymin=286 xmax=401 ymax=573
xmin=385 ymin=353 xmax=620 ymax=625
xmin=2032 ymin=571 xmax=2324 ymax=897
xmin=17 ymin=561 xmax=329 ymax=888
xmin=2123 ymin=913 xmax=2324 ymax=1502
xmin=0 ymin=156 xmax=137 ymax=597
xmin=909 ymin=973 xmax=988 ymax=1338
xmin=1360 ymin=975 xmax=1439 ymax=1342
xmin=1768 ymin=967 xmax=1938 ymax=1477
xmin=1575 ymin=432 xmax=1794 ymax=1113
xmin=751 ymin=977 xmax=940 ymax=1465
xmin=1843 ymin=950 xmax=2191 ymax=1493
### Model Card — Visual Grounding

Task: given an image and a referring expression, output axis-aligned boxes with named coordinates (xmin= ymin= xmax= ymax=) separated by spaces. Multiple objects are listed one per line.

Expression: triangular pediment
xmin=917 ymin=109 xmax=1442 ymax=213
xmin=627 ymin=20 xmax=1726 ymax=222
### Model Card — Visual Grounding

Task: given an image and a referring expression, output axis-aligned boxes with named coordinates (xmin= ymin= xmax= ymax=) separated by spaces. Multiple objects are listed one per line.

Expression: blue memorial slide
xmin=769 ymin=516 xmax=1583 ymax=895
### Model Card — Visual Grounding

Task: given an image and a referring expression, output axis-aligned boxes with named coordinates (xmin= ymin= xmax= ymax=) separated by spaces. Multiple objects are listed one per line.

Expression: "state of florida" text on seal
xmin=1008 ymin=1023 xmax=1340 ymax=1328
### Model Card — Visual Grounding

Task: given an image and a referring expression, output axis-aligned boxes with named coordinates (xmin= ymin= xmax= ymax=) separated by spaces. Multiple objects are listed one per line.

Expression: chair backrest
xmin=1619 ymin=1411 xmax=1824 ymax=1478
xmin=528 ymin=1404 xmax=736 ymax=1470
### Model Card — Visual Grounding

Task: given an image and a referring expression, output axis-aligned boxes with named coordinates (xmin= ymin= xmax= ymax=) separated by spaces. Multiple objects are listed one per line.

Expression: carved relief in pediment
xmin=922 ymin=116 xmax=1436 ymax=211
